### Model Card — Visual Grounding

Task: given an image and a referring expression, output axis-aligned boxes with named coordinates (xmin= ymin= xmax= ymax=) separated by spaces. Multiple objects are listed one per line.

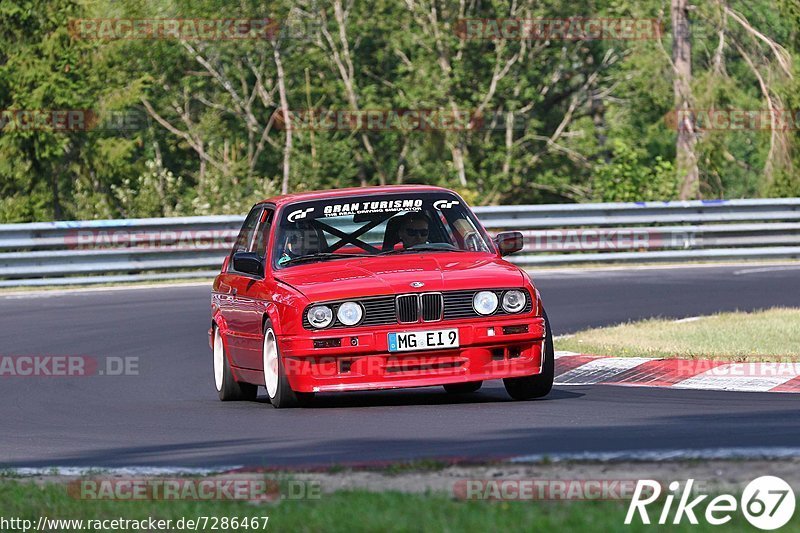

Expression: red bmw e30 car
xmin=210 ymin=185 xmax=553 ymax=408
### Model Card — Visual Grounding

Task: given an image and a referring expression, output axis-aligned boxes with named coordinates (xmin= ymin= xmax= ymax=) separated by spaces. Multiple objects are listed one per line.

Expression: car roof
xmin=258 ymin=185 xmax=457 ymax=208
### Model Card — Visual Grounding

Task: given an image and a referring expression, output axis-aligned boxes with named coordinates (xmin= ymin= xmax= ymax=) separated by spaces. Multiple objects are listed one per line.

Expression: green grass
xmin=558 ymin=308 xmax=800 ymax=360
xmin=0 ymin=480 xmax=787 ymax=532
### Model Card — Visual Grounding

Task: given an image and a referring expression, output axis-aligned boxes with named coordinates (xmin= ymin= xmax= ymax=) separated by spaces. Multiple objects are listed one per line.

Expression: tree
xmin=671 ymin=0 xmax=700 ymax=199
xmin=665 ymin=0 xmax=793 ymax=199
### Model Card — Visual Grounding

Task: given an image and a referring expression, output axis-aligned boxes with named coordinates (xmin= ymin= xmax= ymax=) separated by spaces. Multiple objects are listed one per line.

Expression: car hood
xmin=274 ymin=253 xmax=526 ymax=302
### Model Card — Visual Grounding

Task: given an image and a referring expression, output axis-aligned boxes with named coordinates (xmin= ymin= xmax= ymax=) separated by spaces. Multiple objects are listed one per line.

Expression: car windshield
xmin=273 ymin=192 xmax=493 ymax=268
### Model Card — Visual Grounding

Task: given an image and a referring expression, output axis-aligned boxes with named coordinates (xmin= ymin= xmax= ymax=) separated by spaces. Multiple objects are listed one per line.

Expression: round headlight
xmin=473 ymin=291 xmax=499 ymax=315
xmin=336 ymin=301 xmax=363 ymax=326
xmin=307 ymin=305 xmax=333 ymax=328
xmin=502 ymin=290 xmax=526 ymax=313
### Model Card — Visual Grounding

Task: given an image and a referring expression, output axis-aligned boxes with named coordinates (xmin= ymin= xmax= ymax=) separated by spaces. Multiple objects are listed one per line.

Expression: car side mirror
xmin=232 ymin=251 xmax=264 ymax=277
xmin=494 ymin=231 xmax=524 ymax=256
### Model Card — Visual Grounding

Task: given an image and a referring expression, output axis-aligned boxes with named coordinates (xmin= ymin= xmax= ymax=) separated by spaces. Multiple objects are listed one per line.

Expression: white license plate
xmin=388 ymin=329 xmax=459 ymax=352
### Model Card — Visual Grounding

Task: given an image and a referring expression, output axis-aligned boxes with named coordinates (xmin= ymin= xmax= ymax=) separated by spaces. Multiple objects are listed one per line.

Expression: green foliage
xmin=592 ymin=141 xmax=678 ymax=202
xmin=1 ymin=0 xmax=798 ymax=222
xmin=765 ymin=169 xmax=800 ymax=198
xmin=112 ymin=159 xmax=186 ymax=218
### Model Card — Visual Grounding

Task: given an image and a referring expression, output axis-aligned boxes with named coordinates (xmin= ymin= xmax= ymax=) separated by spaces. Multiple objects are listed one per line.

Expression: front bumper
xmin=279 ymin=316 xmax=546 ymax=393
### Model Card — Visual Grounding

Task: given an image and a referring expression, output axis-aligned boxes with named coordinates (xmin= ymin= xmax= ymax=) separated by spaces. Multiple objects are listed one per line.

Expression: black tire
xmin=263 ymin=321 xmax=314 ymax=409
xmin=443 ymin=381 xmax=483 ymax=394
xmin=215 ymin=327 xmax=258 ymax=402
xmin=503 ymin=309 xmax=554 ymax=400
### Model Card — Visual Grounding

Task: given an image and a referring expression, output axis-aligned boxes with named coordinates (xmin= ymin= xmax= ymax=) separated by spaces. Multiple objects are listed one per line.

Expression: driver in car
xmin=398 ymin=212 xmax=430 ymax=249
xmin=278 ymin=224 xmax=321 ymax=265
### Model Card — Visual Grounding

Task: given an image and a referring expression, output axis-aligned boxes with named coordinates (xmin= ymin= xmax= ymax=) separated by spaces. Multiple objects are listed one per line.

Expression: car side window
xmin=252 ymin=208 xmax=274 ymax=259
xmin=231 ymin=207 xmax=262 ymax=261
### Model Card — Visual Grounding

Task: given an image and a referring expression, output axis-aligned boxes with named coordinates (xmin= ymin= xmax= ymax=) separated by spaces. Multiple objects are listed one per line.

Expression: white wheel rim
xmin=263 ymin=328 xmax=279 ymax=398
xmin=213 ymin=327 xmax=224 ymax=392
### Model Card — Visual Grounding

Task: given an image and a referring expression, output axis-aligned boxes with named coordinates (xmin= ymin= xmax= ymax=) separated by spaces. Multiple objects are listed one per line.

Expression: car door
xmin=228 ymin=206 xmax=276 ymax=370
xmin=217 ymin=205 xmax=262 ymax=369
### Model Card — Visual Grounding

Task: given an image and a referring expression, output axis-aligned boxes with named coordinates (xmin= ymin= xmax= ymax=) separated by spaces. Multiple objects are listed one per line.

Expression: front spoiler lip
xmin=306 ymin=364 xmax=541 ymax=393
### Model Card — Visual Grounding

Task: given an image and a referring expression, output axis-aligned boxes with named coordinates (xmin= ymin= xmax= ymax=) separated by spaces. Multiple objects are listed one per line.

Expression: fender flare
xmin=212 ymin=309 xmax=229 ymax=335
xmin=262 ymin=301 xmax=282 ymax=335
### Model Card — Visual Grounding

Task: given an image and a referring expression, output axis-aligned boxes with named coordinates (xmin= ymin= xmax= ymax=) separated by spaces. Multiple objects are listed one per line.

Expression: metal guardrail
xmin=0 ymin=199 xmax=798 ymax=287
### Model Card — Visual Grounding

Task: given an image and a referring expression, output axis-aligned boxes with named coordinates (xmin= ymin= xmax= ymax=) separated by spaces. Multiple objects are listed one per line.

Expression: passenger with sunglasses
xmin=398 ymin=212 xmax=430 ymax=249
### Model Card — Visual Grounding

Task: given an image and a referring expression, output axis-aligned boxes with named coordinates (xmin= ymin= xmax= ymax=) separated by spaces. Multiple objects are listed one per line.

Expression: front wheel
xmin=213 ymin=325 xmax=257 ymax=401
xmin=503 ymin=309 xmax=554 ymax=400
xmin=263 ymin=321 xmax=314 ymax=408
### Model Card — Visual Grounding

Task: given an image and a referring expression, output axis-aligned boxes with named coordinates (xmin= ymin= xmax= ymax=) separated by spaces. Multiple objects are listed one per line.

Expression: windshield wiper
xmin=282 ymin=252 xmax=371 ymax=265
xmin=378 ymin=245 xmax=467 ymax=255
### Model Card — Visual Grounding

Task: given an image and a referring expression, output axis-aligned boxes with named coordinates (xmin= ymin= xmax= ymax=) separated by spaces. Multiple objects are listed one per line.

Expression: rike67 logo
xmin=626 ymin=476 xmax=795 ymax=530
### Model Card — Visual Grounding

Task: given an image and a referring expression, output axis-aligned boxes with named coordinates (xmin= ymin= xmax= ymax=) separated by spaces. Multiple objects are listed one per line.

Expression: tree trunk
xmin=672 ymin=0 xmax=700 ymax=199
xmin=49 ymin=169 xmax=63 ymax=220
xmin=31 ymin=147 xmax=62 ymax=220
xmin=590 ymin=88 xmax=609 ymax=163
xmin=273 ymin=44 xmax=292 ymax=195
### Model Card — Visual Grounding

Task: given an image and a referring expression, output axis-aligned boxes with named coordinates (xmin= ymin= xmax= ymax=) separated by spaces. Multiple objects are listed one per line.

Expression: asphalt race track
xmin=2 ymin=264 xmax=799 ymax=469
